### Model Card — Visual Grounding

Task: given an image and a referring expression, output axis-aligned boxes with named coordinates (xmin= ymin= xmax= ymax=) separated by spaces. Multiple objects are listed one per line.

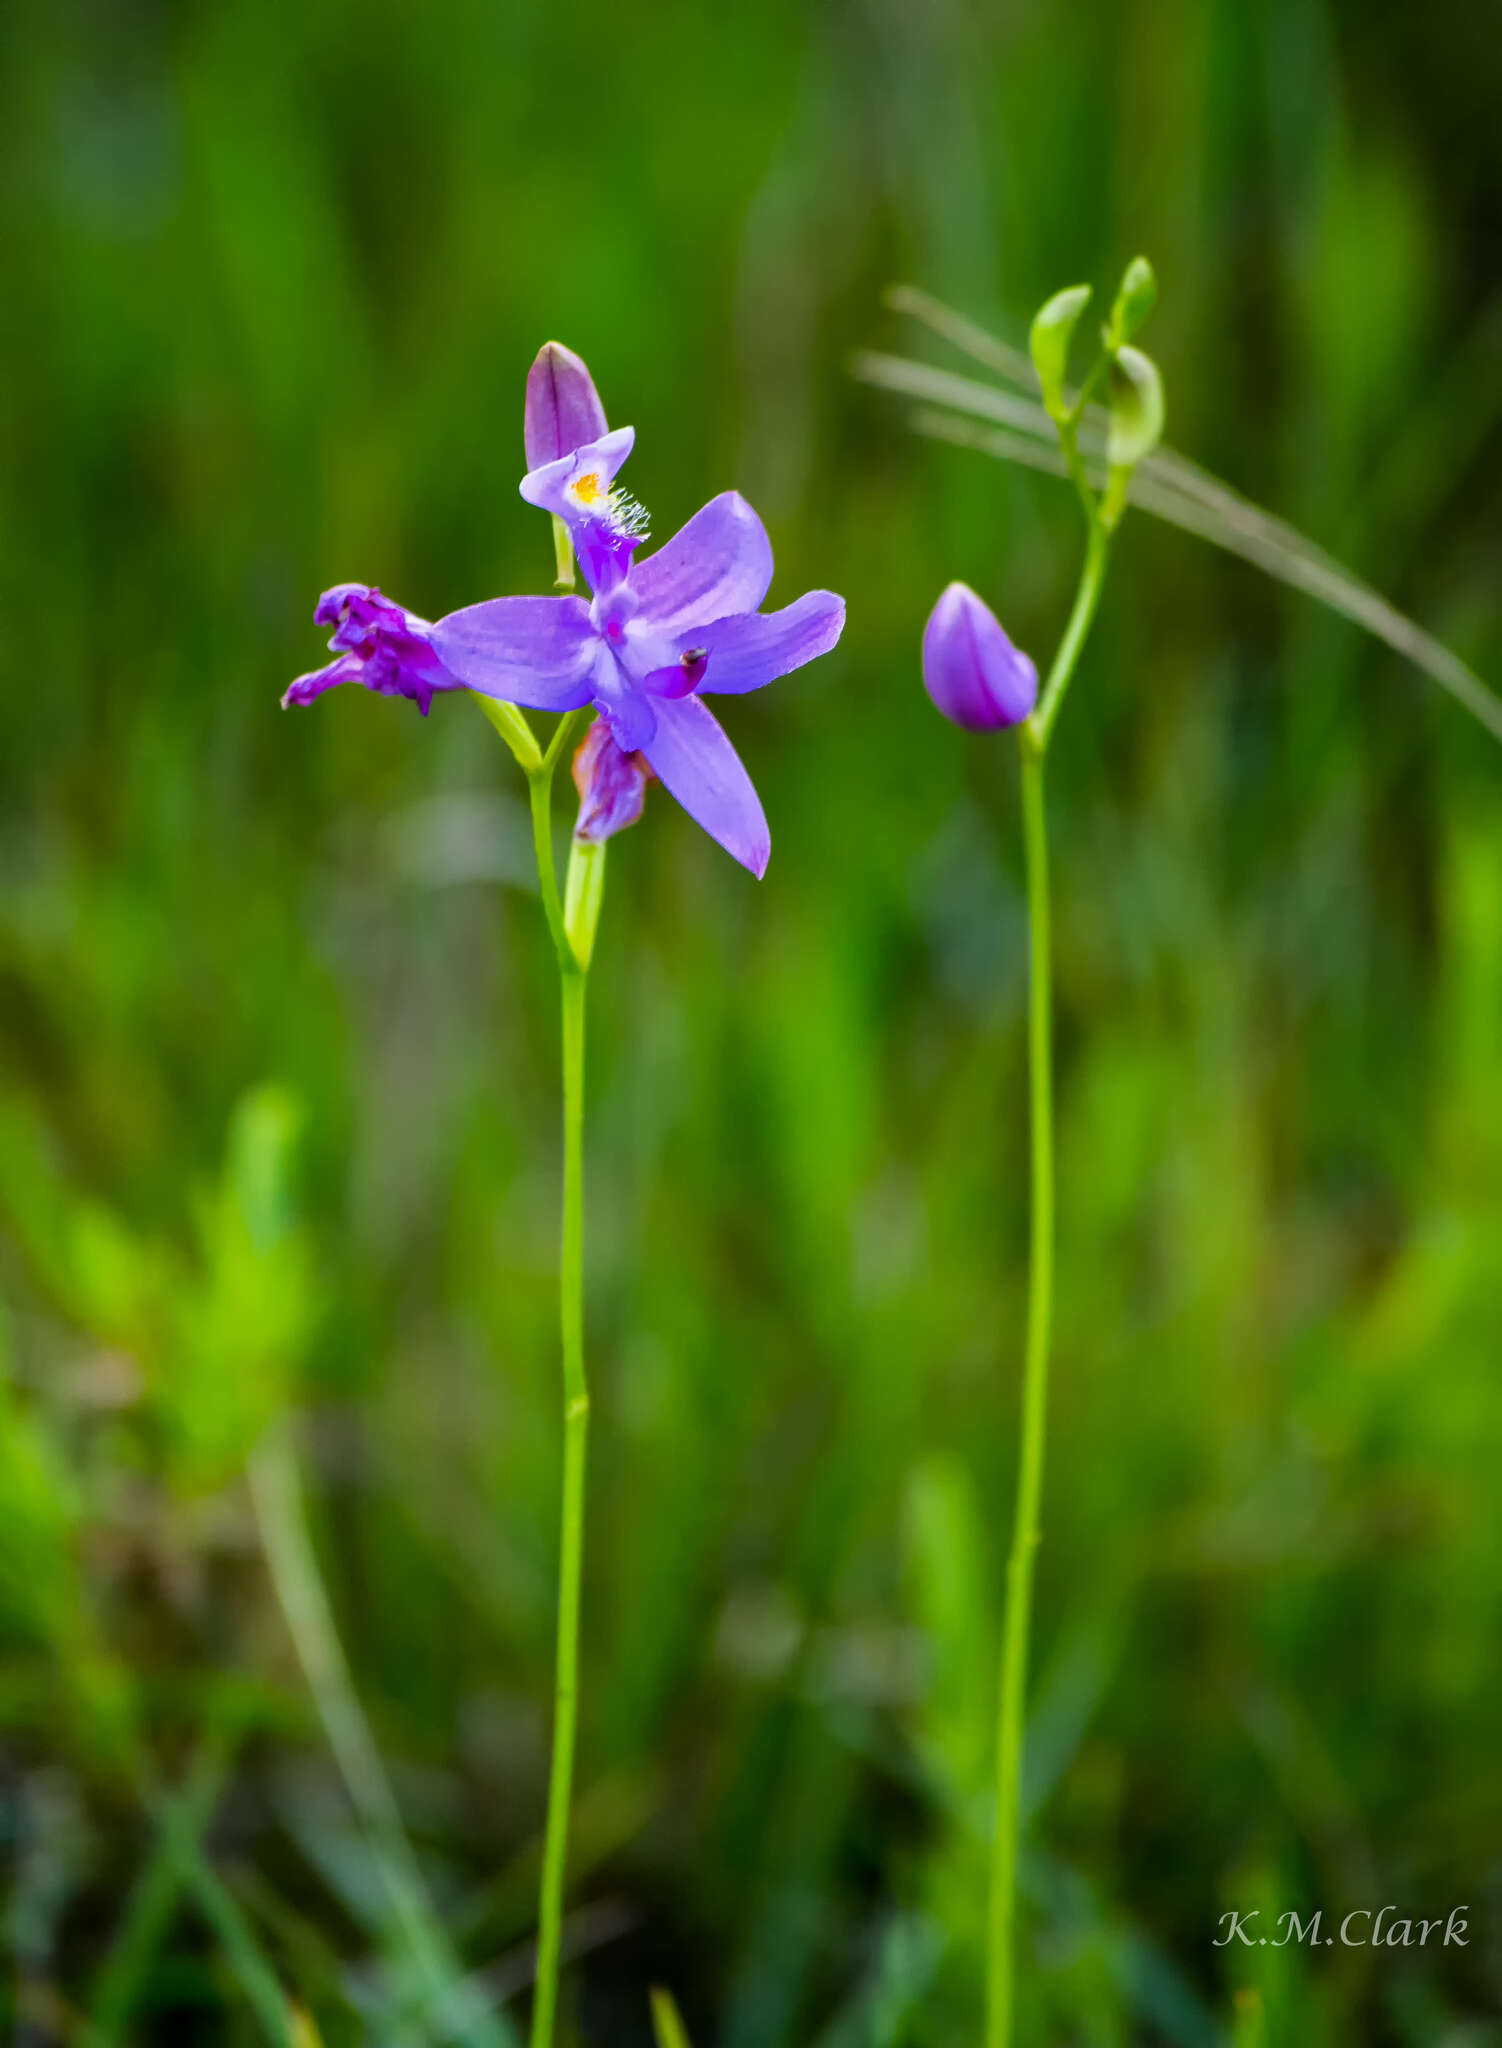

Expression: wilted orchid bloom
xmin=922 ymin=582 xmax=1037 ymax=731
xmin=283 ymin=584 xmax=455 ymax=715
xmin=572 ymin=717 xmax=652 ymax=843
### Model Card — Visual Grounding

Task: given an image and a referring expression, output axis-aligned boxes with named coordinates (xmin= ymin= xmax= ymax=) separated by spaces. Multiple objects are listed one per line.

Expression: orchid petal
xmin=282 ymin=650 xmax=367 ymax=708
xmin=428 ymin=596 xmax=596 ymax=710
xmin=589 ymin=644 xmax=657 ymax=752
xmin=525 ymin=342 xmax=608 ymax=469
xmin=631 ymin=493 xmax=775 ymax=637
xmin=689 ymin=591 xmax=845 ymax=695
xmin=638 ymin=694 xmax=770 ymax=877
xmin=641 ymin=650 xmax=707 ymax=699
xmin=519 ymin=428 xmax=637 ymax=520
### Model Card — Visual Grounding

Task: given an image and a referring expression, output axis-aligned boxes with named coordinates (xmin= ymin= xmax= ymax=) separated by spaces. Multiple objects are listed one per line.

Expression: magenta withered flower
xmin=572 ymin=718 xmax=652 ymax=844
xmin=430 ymin=417 xmax=845 ymax=878
xmin=525 ymin=342 xmax=609 ymax=469
xmin=283 ymin=584 xmax=456 ymax=716
xmin=922 ymin=582 xmax=1037 ymax=731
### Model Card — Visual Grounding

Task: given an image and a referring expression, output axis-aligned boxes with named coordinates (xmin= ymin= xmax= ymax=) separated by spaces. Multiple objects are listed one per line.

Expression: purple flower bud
xmin=921 ymin=582 xmax=1038 ymax=731
xmin=524 ymin=342 xmax=609 ymax=470
xmin=572 ymin=716 xmax=653 ymax=843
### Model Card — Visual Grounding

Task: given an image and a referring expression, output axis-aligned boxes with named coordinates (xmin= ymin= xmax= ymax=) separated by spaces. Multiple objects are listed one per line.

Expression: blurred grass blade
xmin=1231 ymin=1987 xmax=1266 ymax=2048
xmin=649 ymin=1986 xmax=694 ymax=2048
xmin=809 ymin=1917 xmax=945 ymax=2048
xmin=93 ymin=1745 xmax=294 ymax=2048
xmin=248 ymin=1429 xmax=517 ymax=2048
xmin=855 ymin=299 xmax=1502 ymax=744
xmin=162 ymin=1812 xmax=294 ymax=2048
xmin=886 ymin=284 xmax=1038 ymax=389
xmin=88 ymin=1732 xmax=234 ymax=2038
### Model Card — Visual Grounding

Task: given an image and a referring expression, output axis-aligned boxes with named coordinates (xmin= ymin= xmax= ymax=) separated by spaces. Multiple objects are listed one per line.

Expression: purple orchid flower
xmin=283 ymin=584 xmax=454 ymax=715
xmin=572 ymin=717 xmax=653 ymax=844
xmin=922 ymin=582 xmax=1037 ymax=731
xmin=427 ymin=417 xmax=844 ymax=878
xmin=282 ymin=348 xmax=844 ymax=876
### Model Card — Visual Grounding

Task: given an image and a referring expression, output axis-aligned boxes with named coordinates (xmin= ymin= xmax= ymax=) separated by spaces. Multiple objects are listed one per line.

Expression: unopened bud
xmin=1105 ymin=346 xmax=1164 ymax=469
xmin=1029 ymin=284 xmax=1091 ymax=418
xmin=922 ymin=583 xmax=1038 ymax=731
xmin=1108 ymin=257 xmax=1157 ymax=346
xmin=524 ymin=341 xmax=608 ymax=470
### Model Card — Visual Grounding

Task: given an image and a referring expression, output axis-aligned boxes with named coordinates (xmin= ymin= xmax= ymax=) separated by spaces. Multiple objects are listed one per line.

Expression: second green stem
xmin=986 ymin=735 xmax=1053 ymax=2048
xmin=987 ymin=413 xmax=1121 ymax=2046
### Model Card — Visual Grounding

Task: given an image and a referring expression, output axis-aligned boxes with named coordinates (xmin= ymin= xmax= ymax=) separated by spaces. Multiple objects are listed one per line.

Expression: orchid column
xmin=920 ymin=261 xmax=1163 ymax=2048
xmin=283 ymin=341 xmax=843 ymax=2047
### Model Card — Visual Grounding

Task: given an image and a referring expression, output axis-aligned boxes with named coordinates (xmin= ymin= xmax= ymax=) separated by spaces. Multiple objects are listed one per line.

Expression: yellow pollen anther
xmin=571 ymin=471 xmax=604 ymax=505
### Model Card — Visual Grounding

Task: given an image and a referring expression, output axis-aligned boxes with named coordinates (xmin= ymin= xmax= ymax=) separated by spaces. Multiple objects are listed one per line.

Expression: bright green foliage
xmin=165 ymin=1086 xmax=319 ymax=1487
xmin=0 ymin=1310 xmax=81 ymax=1654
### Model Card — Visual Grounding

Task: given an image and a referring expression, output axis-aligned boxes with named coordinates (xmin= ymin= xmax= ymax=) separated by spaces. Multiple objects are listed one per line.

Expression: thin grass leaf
xmin=289 ymin=2007 xmax=327 ymax=2048
xmin=809 ymin=1917 xmax=945 ymax=2048
xmin=249 ymin=1430 xmax=517 ymax=2048
xmin=1231 ymin=1986 xmax=1266 ymax=2048
xmin=87 ymin=1732 xmax=234 ymax=2039
xmin=885 ymin=285 xmax=1038 ymax=389
xmin=649 ymin=1986 xmax=694 ymax=2048
xmin=855 ymin=296 xmax=1502 ymax=744
xmin=155 ymin=1794 xmax=292 ymax=2048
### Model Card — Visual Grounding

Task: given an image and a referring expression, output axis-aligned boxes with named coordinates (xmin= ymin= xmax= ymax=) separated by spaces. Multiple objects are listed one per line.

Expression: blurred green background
xmin=2 ymin=0 xmax=1501 ymax=2040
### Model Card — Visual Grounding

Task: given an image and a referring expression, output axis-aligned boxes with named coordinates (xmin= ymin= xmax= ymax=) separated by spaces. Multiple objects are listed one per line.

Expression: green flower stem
xmin=531 ymin=958 xmax=589 ymax=2048
xmin=987 ymin=480 xmax=1119 ymax=2048
xmin=527 ymin=715 xmax=592 ymax=2048
xmin=986 ymin=731 xmax=1052 ymax=2048
xmin=528 ymin=712 xmax=584 ymax=972
xmin=1028 ymin=488 xmax=1111 ymax=750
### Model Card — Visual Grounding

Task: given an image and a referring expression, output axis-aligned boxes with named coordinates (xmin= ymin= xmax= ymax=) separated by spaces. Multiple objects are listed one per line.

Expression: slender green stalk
xmin=525 ymin=719 xmax=592 ymax=2048
xmin=528 ymin=712 xmax=583 ymax=965
xmin=1029 ymin=428 xmax=1113 ymax=750
xmin=986 ymin=734 xmax=1053 ymax=2048
xmin=986 ymin=448 xmax=1119 ymax=2048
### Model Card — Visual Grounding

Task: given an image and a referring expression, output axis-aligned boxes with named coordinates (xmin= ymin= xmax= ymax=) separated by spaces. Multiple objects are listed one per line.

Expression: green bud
xmin=1108 ymin=256 xmax=1157 ymax=346
xmin=1029 ymin=284 xmax=1091 ymax=417
xmin=473 ymin=693 xmax=544 ymax=775
xmin=1106 ymin=346 xmax=1164 ymax=468
xmin=564 ymin=833 xmax=607 ymax=971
